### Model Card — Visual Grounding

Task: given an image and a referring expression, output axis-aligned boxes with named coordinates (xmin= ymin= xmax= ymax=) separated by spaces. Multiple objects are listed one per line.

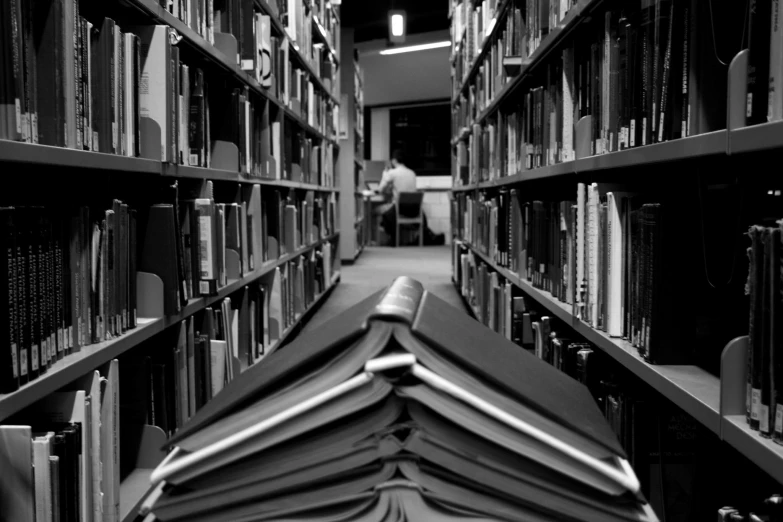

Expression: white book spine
xmin=588 ymin=184 xmax=599 ymax=327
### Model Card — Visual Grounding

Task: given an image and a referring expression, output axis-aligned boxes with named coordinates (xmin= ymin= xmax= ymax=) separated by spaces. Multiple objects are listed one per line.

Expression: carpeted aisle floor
xmin=303 ymin=246 xmax=469 ymax=333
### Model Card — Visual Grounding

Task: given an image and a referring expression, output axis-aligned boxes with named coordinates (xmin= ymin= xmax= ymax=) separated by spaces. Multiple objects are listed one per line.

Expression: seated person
xmin=375 ymin=150 xmax=444 ymax=246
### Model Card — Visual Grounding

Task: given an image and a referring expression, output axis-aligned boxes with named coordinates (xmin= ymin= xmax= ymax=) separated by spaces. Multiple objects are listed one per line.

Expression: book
xmin=142 ymin=277 xmax=654 ymax=522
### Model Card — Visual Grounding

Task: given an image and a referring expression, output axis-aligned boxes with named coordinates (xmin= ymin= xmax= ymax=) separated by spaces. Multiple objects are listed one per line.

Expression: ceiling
xmin=339 ymin=0 xmax=449 ymax=43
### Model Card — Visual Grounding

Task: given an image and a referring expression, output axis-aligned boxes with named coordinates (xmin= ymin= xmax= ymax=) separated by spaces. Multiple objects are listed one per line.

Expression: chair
xmin=395 ymin=192 xmax=425 ymax=247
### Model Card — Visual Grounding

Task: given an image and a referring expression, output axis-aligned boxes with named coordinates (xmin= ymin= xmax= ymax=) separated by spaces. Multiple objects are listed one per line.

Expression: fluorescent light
xmin=380 ymin=41 xmax=451 ymax=55
xmin=391 ymin=14 xmax=404 ymax=36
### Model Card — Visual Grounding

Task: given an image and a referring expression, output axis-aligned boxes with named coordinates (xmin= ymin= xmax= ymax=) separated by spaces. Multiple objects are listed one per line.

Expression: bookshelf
xmin=0 ymin=0 xmax=344 ymax=520
xmin=449 ymin=0 xmax=783 ymax=504
xmin=338 ymin=29 xmax=367 ymax=262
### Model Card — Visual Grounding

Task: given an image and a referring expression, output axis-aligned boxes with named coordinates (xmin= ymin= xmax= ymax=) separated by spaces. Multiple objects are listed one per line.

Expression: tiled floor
xmin=303 ymin=246 xmax=468 ymax=333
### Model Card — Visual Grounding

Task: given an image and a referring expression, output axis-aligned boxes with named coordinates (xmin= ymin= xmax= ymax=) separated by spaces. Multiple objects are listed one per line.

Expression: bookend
xmin=211 ymin=140 xmax=240 ymax=172
xmin=134 ymin=424 xmax=168 ymax=469
xmin=213 ymin=33 xmax=239 ymax=70
xmin=138 ymin=117 xmax=163 ymax=161
xmin=267 ymin=236 xmax=280 ymax=261
xmin=136 ymin=272 xmax=165 ymax=319
xmin=719 ymin=335 xmax=749 ymax=439
xmin=726 ymin=49 xmax=749 ymax=153
xmin=575 ymin=115 xmax=593 ymax=159
xmin=226 ymin=248 xmax=241 ymax=280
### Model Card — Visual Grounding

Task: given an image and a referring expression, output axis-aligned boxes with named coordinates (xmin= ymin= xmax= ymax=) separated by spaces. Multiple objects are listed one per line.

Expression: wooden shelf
xmin=460 ymin=241 xmax=722 ymax=435
xmin=573 ymin=130 xmax=727 ymax=172
xmin=0 ymin=139 xmax=161 ymax=173
xmin=0 ymin=141 xmax=339 ymax=192
xmin=722 ymin=415 xmax=783 ymax=485
xmin=729 ymin=120 xmax=783 ymax=154
xmin=450 ymin=131 xmax=727 ymax=191
xmin=0 ymin=234 xmax=339 ymax=422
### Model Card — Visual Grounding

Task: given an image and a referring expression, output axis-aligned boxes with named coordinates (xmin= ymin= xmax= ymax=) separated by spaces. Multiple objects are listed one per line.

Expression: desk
xmin=362 ymin=192 xmax=387 ymax=246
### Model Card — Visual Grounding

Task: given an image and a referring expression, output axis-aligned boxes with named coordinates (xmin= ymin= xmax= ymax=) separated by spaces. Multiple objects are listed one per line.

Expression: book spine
xmin=0 ymin=209 xmax=19 ymax=392
xmin=749 ymin=226 xmax=764 ymax=429
xmin=747 ymin=0 xmax=773 ymax=125
xmin=770 ymin=0 xmax=783 ymax=121
xmin=774 ymin=225 xmax=783 ymax=443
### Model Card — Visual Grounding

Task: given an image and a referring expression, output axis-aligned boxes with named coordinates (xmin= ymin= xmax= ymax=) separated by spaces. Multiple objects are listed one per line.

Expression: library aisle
xmin=303 ymin=246 xmax=468 ymax=332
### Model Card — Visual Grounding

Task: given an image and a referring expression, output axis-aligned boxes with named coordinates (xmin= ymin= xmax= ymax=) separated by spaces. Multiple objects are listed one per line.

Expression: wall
xmin=358 ymin=31 xmax=453 ymax=241
xmin=357 ymin=30 xmax=451 ymax=107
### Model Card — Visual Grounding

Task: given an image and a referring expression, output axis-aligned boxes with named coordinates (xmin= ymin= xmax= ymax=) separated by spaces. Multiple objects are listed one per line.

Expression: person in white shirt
xmin=376 ymin=150 xmax=429 ymax=246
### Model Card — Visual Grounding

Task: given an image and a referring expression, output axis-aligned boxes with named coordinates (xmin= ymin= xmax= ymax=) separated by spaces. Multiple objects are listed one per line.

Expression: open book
xmin=143 ymin=277 xmax=657 ymax=522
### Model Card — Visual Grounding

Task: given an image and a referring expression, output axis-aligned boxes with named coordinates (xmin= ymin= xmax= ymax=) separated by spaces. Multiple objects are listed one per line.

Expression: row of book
xmin=0 ymin=360 xmax=121 ymax=522
xmin=144 ymin=0 xmax=338 ymax=96
xmin=0 ymin=231 xmax=336 ymax=521
xmin=0 ymin=181 xmax=337 ymax=393
xmin=452 ymin=181 xmax=714 ymax=366
xmin=745 ymin=223 xmax=783 ymax=443
xmin=138 ymin=181 xmax=336 ymax=317
xmin=0 ymin=204 xmax=138 ymax=393
xmin=127 ymin=239 xmax=334 ymax=439
xmin=451 ymin=0 xmax=783 ymax=187
xmin=453 ymin=241 xmax=702 ymax=518
xmin=0 ymin=1 xmax=338 ymax=180
xmin=451 ymin=0 xmax=580 ymax=89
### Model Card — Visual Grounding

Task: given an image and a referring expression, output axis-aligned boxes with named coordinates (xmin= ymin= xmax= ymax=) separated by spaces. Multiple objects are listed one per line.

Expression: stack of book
xmin=138 ymin=277 xmax=656 ymax=521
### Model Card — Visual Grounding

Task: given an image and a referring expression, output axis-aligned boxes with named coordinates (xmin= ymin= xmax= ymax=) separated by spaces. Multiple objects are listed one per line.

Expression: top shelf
xmin=0 ymin=140 xmax=339 ymax=192
xmin=311 ymin=12 xmax=339 ymax=65
xmin=129 ymin=0 xmax=340 ymax=127
xmin=451 ymin=129 xmax=728 ymax=191
xmin=452 ymin=0 xmax=512 ymax=101
xmin=254 ymin=0 xmax=339 ymax=104
xmin=452 ymin=0 xmax=598 ymax=106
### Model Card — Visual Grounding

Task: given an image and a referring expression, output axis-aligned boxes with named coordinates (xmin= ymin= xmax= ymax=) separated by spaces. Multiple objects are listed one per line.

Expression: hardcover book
xmin=142 ymin=277 xmax=657 ymax=522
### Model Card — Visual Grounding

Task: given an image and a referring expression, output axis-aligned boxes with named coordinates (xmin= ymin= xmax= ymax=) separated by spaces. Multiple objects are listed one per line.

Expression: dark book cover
xmin=0 ymin=208 xmax=19 ymax=393
xmin=51 ymin=209 xmax=64 ymax=360
xmin=129 ymin=208 xmax=137 ymax=328
xmin=189 ymin=68 xmax=205 ymax=167
xmin=139 ymin=204 xmax=182 ymax=316
xmin=772 ymin=227 xmax=783 ymax=444
xmin=32 ymin=0 xmax=63 ymax=146
xmin=749 ymin=226 xmax=764 ymax=430
xmin=14 ymin=208 xmax=29 ymax=386
xmin=760 ymin=228 xmax=774 ymax=437
xmin=746 ymin=0 xmax=773 ymax=125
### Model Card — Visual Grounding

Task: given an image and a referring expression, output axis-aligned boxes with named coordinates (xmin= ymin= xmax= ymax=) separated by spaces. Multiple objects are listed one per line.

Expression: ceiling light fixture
xmin=389 ymin=9 xmax=406 ymax=43
xmin=380 ymin=41 xmax=451 ymax=55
